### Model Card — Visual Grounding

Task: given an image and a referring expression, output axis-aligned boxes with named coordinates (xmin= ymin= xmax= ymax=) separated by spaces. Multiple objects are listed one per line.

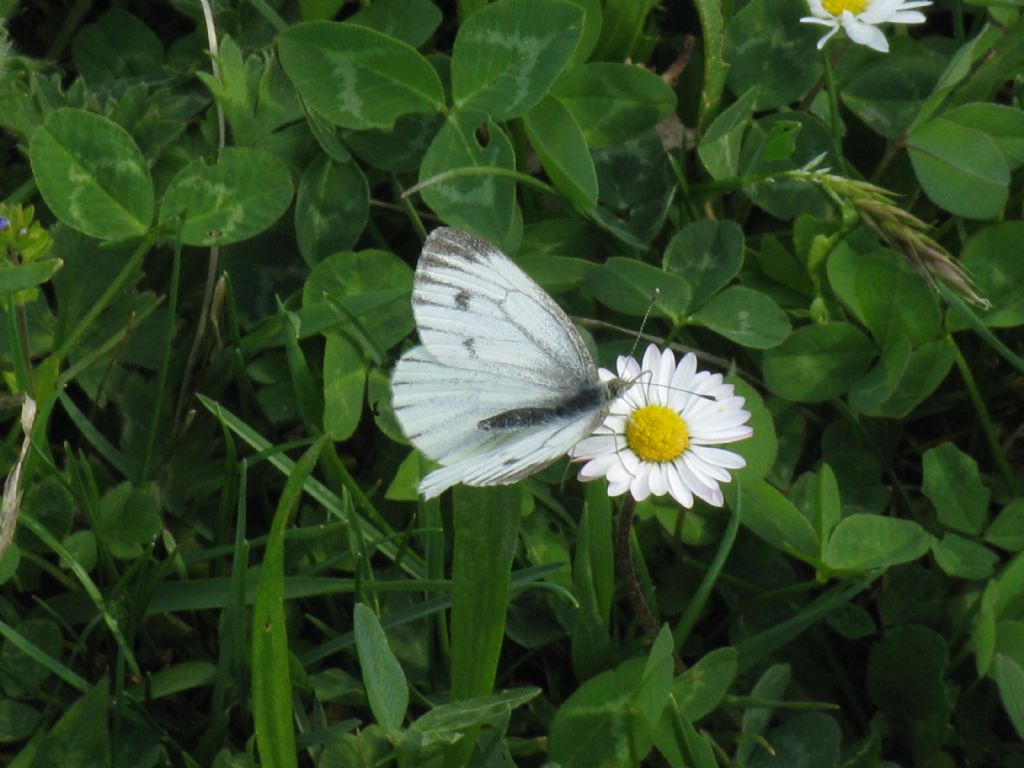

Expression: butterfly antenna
xmin=627 ymin=288 xmax=661 ymax=361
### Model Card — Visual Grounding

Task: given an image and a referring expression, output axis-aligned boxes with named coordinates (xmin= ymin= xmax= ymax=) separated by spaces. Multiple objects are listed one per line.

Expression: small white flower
xmin=569 ymin=345 xmax=753 ymax=508
xmin=801 ymin=0 xmax=931 ymax=53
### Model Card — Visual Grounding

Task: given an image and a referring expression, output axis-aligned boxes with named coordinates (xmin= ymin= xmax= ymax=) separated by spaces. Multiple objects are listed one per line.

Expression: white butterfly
xmin=390 ymin=227 xmax=629 ymax=499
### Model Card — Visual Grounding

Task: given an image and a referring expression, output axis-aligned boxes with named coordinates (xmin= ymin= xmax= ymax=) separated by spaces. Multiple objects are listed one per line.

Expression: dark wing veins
xmin=478 ymin=384 xmax=606 ymax=431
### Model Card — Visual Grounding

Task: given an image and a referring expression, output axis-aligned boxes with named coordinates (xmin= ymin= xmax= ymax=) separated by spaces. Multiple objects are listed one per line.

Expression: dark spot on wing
xmin=455 ymin=288 xmax=471 ymax=309
xmin=463 ymin=337 xmax=477 ymax=357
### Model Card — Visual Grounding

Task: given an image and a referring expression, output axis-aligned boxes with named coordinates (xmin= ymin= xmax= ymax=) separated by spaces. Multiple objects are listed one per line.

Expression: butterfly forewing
xmin=391 ymin=227 xmax=622 ymax=498
xmin=413 ymin=228 xmax=597 ymax=393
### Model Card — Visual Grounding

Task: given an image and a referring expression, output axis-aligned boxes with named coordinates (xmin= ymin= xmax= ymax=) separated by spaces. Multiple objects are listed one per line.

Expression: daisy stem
xmin=819 ymin=48 xmax=851 ymax=176
xmin=951 ymin=339 xmax=1018 ymax=496
xmin=615 ymin=497 xmax=662 ymax=643
xmin=673 ymin=496 xmax=741 ymax=653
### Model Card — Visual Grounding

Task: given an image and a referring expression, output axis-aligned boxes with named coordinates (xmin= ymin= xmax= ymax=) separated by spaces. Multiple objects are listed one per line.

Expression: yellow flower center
xmin=823 ymin=0 xmax=868 ymax=15
xmin=625 ymin=405 xmax=689 ymax=463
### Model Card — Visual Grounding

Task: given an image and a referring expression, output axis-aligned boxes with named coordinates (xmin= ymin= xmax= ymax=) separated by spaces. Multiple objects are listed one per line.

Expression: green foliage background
xmin=0 ymin=0 xmax=1022 ymax=766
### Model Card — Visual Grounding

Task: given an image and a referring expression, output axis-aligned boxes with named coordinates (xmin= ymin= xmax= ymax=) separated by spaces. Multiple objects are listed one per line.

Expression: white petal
xmin=641 ymin=344 xmax=663 ymax=377
xmin=691 ymin=444 xmax=747 ymax=471
xmin=682 ymin=452 xmax=722 ymax=488
xmin=804 ymin=0 xmax=833 ymax=17
xmin=631 ymin=471 xmax=652 ymax=501
xmin=688 ymin=472 xmax=724 ymax=506
xmin=690 ymin=413 xmax=754 ymax=437
xmin=648 ymin=463 xmax=668 ymax=496
xmin=570 ymin=434 xmax=618 ymax=458
xmin=704 ymin=487 xmax=725 ymax=507
xmin=687 ymin=409 xmax=751 ymax=439
xmin=801 ymin=15 xmax=838 ymax=25
xmin=842 ymin=12 xmax=889 ymax=51
xmin=576 ymin=453 xmax=618 ymax=477
xmin=577 ymin=463 xmax=606 ymax=482
xmin=617 ymin=356 xmax=642 ymax=381
xmin=672 ymin=353 xmax=698 ymax=392
xmin=692 ymin=426 xmax=754 ymax=445
xmin=887 ymin=10 xmax=926 ymax=22
xmin=816 ymin=24 xmax=841 ymax=48
xmin=608 ymin=479 xmax=631 ymax=496
xmin=663 ymin=456 xmax=704 ymax=493
xmin=861 ymin=0 xmax=901 ymax=21
xmin=602 ymin=451 xmax=640 ymax=484
xmin=621 ymin=451 xmax=642 ymax=474
xmin=688 ymin=403 xmax=745 ymax=428
xmin=667 ymin=468 xmax=695 ymax=508
xmin=687 ymin=458 xmax=732 ymax=484
xmin=606 ymin=463 xmax=632 ymax=484
xmin=649 ymin=347 xmax=675 ymax=405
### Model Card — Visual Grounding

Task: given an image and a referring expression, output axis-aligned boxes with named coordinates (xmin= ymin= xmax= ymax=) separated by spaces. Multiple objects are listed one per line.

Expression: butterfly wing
xmin=391 ymin=228 xmax=607 ymax=497
xmin=412 ymin=228 xmax=598 ymax=385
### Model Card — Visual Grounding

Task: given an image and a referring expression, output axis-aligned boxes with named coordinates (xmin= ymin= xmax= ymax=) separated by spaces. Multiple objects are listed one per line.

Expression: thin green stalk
xmin=0 ymin=619 xmax=90 ymax=692
xmin=673 ymin=494 xmax=741 ymax=652
xmin=17 ymin=550 xmax=77 ymax=590
xmin=113 ymin=648 xmax=125 ymax=763
xmin=56 ymin=300 xmax=158 ymax=389
xmin=666 ymin=154 xmax=701 ymax=222
xmin=952 ymin=339 xmax=1018 ymax=496
xmin=51 ymin=238 xmax=150 ymax=364
xmin=19 ymin=513 xmax=141 ymax=677
xmin=690 ymin=171 xmax=775 ymax=196
xmin=246 ymin=0 xmax=288 ymax=30
xmin=937 ymin=280 xmax=1024 ymax=375
xmin=391 ymin=175 xmax=428 ymax=241
xmin=6 ymin=300 xmax=31 ymax=394
xmin=950 ymin=0 xmax=964 ymax=42
xmin=140 ymin=241 xmax=182 ymax=482
xmin=3 ymin=178 xmax=36 ymax=206
xmin=403 ymin=165 xmax=559 ymax=200
xmin=820 ymin=48 xmax=851 ymax=176
xmin=44 ymin=0 xmax=92 ymax=60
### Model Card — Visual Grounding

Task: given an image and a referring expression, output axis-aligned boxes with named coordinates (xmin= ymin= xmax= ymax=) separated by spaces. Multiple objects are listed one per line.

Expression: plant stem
xmin=51 ymin=238 xmax=150 ymax=365
xmin=952 ymin=339 xmax=1018 ymax=496
xmin=820 ymin=47 xmax=851 ymax=176
xmin=615 ymin=497 xmax=661 ymax=642
xmin=44 ymin=0 xmax=91 ymax=61
xmin=937 ymin=281 xmax=1024 ymax=375
xmin=141 ymin=241 xmax=182 ymax=482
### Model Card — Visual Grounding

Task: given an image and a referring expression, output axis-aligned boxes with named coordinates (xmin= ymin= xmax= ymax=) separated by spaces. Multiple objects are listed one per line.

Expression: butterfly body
xmin=391 ymin=227 xmax=625 ymax=498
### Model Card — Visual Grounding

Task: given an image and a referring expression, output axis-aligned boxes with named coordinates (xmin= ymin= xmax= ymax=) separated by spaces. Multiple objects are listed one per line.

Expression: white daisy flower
xmin=801 ymin=0 xmax=931 ymax=53
xmin=569 ymin=345 xmax=753 ymax=508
